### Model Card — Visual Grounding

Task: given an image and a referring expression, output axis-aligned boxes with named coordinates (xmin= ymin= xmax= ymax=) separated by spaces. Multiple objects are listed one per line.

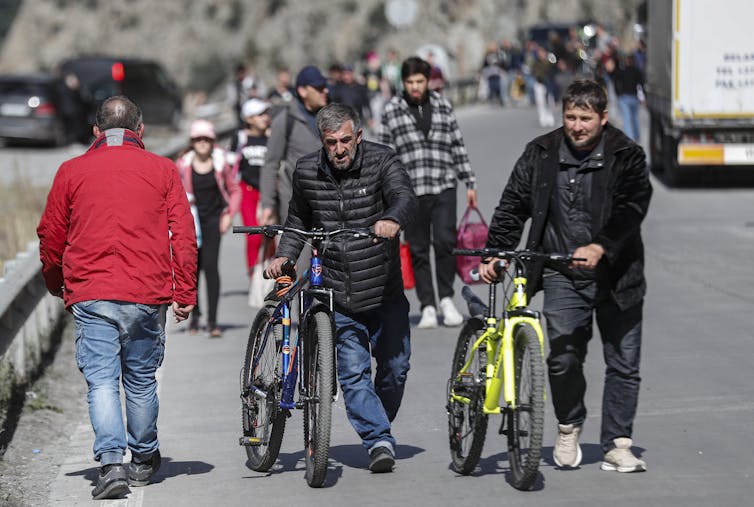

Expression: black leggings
xmin=196 ymin=213 xmax=222 ymax=328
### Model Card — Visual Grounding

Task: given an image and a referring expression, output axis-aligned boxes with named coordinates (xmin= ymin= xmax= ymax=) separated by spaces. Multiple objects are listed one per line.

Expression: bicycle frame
xmin=451 ymin=260 xmax=545 ymax=413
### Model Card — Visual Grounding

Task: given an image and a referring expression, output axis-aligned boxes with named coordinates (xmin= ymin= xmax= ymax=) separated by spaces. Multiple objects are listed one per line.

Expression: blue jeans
xmin=542 ymin=272 xmax=642 ymax=452
xmin=334 ymin=294 xmax=411 ymax=453
xmin=618 ymin=94 xmax=640 ymax=142
xmin=71 ymin=300 xmax=167 ymax=465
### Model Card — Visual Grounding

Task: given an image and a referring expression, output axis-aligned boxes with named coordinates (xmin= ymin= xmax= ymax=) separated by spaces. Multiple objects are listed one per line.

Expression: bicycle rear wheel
xmin=507 ymin=323 xmax=545 ymax=490
xmin=241 ymin=303 xmax=286 ymax=471
xmin=447 ymin=318 xmax=488 ymax=475
xmin=302 ymin=311 xmax=334 ymax=488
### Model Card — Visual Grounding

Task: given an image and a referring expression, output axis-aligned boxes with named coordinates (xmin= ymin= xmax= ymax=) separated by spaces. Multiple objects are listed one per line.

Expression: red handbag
xmin=456 ymin=206 xmax=489 ymax=284
xmin=400 ymin=241 xmax=415 ymax=289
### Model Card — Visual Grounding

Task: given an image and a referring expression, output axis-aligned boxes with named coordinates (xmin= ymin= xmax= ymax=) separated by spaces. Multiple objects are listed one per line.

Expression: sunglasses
xmin=191 ymin=137 xmax=214 ymax=143
xmin=308 ymin=84 xmax=327 ymax=92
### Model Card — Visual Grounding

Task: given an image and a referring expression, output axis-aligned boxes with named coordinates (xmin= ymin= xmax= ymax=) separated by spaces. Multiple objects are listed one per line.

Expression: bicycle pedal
xmin=456 ymin=372 xmax=479 ymax=387
xmin=239 ymin=436 xmax=263 ymax=446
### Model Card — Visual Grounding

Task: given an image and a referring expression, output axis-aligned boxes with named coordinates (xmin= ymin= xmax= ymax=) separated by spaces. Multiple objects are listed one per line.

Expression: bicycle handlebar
xmin=233 ymin=224 xmax=379 ymax=240
xmin=453 ymin=247 xmax=582 ymax=263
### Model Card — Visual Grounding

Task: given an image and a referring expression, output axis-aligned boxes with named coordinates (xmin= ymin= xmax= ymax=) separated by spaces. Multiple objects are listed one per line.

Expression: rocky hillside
xmin=0 ymin=0 xmax=642 ymax=92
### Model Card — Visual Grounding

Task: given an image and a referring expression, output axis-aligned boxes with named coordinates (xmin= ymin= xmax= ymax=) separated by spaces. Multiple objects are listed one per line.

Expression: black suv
xmin=59 ymin=56 xmax=183 ymax=127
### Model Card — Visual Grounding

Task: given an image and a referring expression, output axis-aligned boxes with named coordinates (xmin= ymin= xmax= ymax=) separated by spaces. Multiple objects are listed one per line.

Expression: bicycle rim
xmin=447 ymin=318 xmax=488 ymax=475
xmin=303 ymin=311 xmax=334 ymax=487
xmin=241 ymin=303 xmax=286 ymax=471
xmin=507 ymin=323 xmax=545 ymax=490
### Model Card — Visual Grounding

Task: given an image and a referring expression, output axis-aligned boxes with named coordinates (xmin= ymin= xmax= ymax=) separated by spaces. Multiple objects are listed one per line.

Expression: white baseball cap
xmin=241 ymin=98 xmax=270 ymax=118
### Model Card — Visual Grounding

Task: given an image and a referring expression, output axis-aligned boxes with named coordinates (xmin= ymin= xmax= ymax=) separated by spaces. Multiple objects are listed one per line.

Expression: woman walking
xmin=176 ymin=119 xmax=240 ymax=337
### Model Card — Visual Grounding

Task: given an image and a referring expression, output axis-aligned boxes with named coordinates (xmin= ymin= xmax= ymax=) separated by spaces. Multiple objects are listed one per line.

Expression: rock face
xmin=0 ymin=0 xmax=641 ymax=91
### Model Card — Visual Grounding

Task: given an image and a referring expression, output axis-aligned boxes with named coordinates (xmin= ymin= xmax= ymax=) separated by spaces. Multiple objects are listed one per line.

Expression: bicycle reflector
xmin=111 ymin=62 xmax=125 ymax=82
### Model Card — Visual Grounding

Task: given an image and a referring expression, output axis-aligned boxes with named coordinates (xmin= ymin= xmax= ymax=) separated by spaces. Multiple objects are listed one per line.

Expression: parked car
xmin=0 ymin=74 xmax=71 ymax=146
xmin=59 ymin=56 xmax=183 ymax=128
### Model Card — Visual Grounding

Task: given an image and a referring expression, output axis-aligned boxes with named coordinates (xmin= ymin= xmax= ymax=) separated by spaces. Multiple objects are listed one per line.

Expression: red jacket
xmin=37 ymin=129 xmax=197 ymax=307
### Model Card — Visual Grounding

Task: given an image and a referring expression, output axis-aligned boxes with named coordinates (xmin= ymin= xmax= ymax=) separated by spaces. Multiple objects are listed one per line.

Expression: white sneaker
xmin=417 ymin=306 xmax=438 ymax=329
xmin=439 ymin=297 xmax=463 ymax=327
xmin=553 ymin=424 xmax=583 ymax=468
xmin=601 ymin=438 xmax=647 ymax=473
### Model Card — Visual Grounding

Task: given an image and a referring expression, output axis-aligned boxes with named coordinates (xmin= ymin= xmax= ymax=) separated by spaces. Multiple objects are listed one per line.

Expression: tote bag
xmin=456 ymin=206 xmax=489 ymax=284
xmin=248 ymin=237 xmax=276 ymax=308
xmin=400 ymin=240 xmax=415 ymax=290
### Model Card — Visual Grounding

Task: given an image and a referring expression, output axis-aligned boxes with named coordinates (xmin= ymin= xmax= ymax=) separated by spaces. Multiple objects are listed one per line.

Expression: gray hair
xmin=95 ymin=95 xmax=143 ymax=131
xmin=316 ymin=103 xmax=361 ymax=137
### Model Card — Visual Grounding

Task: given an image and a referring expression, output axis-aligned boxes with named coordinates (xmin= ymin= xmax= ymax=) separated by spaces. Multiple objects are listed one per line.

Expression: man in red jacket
xmin=37 ymin=96 xmax=197 ymax=500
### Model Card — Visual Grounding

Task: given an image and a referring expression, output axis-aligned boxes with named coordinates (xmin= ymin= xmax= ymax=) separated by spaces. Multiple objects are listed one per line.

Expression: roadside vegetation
xmin=0 ymin=171 xmax=49 ymax=274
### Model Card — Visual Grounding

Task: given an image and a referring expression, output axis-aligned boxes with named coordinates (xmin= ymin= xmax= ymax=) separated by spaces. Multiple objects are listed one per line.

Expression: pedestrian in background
xmin=229 ymin=99 xmax=272 ymax=299
xmin=480 ymin=79 xmax=651 ymax=473
xmin=259 ymin=65 xmax=329 ymax=225
xmin=37 ymin=96 xmax=197 ymax=500
xmin=379 ymin=56 xmax=477 ymax=329
xmin=265 ymin=103 xmax=417 ymax=473
xmin=606 ymin=53 xmax=645 ymax=143
xmin=176 ymin=119 xmax=240 ymax=338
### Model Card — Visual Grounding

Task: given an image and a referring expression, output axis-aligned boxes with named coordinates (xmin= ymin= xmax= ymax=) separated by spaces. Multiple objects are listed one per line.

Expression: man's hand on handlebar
xmin=478 ymin=258 xmax=507 ymax=283
xmin=570 ymin=243 xmax=604 ymax=269
xmin=373 ymin=219 xmax=400 ymax=240
xmin=265 ymin=257 xmax=295 ymax=279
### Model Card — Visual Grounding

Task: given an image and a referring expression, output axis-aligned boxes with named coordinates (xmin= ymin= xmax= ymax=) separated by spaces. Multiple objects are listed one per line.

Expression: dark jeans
xmin=404 ymin=188 xmax=457 ymax=309
xmin=333 ymin=294 xmax=411 ymax=453
xmin=196 ymin=213 xmax=222 ymax=328
xmin=542 ymin=271 xmax=643 ymax=452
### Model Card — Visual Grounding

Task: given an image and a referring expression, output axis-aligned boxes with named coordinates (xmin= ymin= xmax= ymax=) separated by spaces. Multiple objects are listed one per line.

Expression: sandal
xmin=209 ymin=327 xmax=222 ymax=338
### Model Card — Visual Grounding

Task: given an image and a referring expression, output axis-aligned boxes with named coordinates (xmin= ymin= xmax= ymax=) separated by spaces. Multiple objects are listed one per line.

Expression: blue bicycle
xmin=233 ymin=224 xmax=378 ymax=487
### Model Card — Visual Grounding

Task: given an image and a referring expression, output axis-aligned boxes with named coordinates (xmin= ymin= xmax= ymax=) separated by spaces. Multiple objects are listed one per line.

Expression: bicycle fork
xmin=280 ymin=302 xmax=298 ymax=410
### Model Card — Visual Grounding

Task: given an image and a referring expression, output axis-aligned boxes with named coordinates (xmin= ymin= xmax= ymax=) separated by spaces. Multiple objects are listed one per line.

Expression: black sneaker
xmin=128 ymin=449 xmax=162 ymax=487
xmin=92 ymin=464 xmax=130 ymax=500
xmin=368 ymin=446 xmax=395 ymax=473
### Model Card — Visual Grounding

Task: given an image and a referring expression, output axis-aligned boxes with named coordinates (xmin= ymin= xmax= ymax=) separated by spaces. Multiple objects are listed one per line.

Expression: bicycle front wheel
xmin=302 ymin=311 xmax=334 ymax=488
xmin=447 ymin=318 xmax=488 ymax=475
xmin=507 ymin=322 xmax=545 ymax=490
xmin=241 ymin=303 xmax=286 ymax=471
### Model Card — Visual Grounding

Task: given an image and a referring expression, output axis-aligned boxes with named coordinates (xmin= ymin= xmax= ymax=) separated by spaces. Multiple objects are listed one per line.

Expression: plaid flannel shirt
xmin=378 ymin=91 xmax=475 ymax=197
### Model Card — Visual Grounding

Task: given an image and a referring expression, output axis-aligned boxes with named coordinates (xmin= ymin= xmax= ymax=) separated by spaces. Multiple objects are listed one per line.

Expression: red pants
xmin=240 ymin=184 xmax=262 ymax=273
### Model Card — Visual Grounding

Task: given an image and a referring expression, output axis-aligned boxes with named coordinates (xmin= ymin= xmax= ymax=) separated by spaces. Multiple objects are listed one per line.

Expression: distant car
xmin=59 ymin=56 xmax=183 ymax=127
xmin=0 ymin=74 xmax=70 ymax=146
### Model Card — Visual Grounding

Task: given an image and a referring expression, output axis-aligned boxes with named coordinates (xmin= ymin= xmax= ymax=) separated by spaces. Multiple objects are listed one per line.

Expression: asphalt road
xmin=7 ymin=103 xmax=754 ymax=505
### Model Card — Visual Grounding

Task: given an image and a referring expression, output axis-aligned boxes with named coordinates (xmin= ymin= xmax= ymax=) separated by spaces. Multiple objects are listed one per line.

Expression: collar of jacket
xmin=317 ymin=141 xmax=365 ymax=180
xmin=89 ymin=128 xmax=144 ymax=151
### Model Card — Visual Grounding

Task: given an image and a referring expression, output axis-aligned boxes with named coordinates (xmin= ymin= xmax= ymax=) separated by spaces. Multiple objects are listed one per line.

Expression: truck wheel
xmin=662 ymin=132 xmax=683 ymax=186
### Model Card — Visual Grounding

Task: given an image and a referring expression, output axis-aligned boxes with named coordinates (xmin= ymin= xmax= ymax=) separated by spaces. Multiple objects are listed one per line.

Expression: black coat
xmin=276 ymin=140 xmax=417 ymax=313
xmin=486 ymin=123 xmax=652 ymax=309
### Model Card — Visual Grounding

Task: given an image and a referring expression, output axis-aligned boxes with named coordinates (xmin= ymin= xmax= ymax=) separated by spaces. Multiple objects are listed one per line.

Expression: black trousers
xmin=195 ymin=213 xmax=222 ymax=328
xmin=542 ymin=271 xmax=643 ymax=452
xmin=404 ymin=188 xmax=457 ymax=310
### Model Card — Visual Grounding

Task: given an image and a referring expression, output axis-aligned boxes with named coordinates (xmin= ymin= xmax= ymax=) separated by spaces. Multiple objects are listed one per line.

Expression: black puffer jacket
xmin=276 ymin=140 xmax=417 ymax=313
xmin=486 ymin=123 xmax=652 ymax=309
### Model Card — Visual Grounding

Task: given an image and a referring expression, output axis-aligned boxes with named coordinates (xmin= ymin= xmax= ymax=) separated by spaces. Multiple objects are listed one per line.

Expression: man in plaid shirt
xmin=378 ymin=56 xmax=477 ymax=329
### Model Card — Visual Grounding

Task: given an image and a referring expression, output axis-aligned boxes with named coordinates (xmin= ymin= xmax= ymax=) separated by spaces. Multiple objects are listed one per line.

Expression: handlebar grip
xmin=233 ymin=226 xmax=267 ymax=234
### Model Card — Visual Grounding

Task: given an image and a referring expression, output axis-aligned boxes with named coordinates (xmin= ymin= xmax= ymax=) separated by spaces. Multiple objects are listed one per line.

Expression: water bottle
xmin=310 ymin=250 xmax=323 ymax=287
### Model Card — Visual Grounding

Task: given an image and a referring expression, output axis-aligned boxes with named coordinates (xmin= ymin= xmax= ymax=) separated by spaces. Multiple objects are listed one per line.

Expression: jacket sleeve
xmin=485 ymin=142 xmax=536 ymax=250
xmin=167 ymin=166 xmax=198 ymax=305
xmin=273 ymin=164 xmax=310 ymax=263
xmin=260 ymin=110 xmax=287 ymax=211
xmin=222 ymin=160 xmax=242 ymax=218
xmin=377 ymin=106 xmax=396 ymax=149
xmin=447 ymin=103 xmax=476 ymax=189
xmin=379 ymin=151 xmax=417 ymax=229
xmin=592 ymin=145 xmax=652 ymax=262
xmin=36 ymin=166 xmax=69 ymax=297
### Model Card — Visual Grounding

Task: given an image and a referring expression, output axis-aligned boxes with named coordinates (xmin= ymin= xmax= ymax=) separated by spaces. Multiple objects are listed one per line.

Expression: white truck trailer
xmin=646 ymin=0 xmax=754 ymax=184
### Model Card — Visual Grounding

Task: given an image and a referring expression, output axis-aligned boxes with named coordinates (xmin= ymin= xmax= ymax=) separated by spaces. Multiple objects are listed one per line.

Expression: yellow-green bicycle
xmin=447 ymin=247 xmax=580 ymax=490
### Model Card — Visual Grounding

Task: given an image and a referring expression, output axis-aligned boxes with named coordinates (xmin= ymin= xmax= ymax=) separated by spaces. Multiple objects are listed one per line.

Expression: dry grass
xmin=0 ymin=172 xmax=49 ymax=274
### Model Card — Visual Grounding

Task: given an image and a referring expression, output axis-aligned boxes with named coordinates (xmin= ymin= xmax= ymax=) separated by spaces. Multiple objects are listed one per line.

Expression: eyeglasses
xmin=191 ymin=137 xmax=214 ymax=144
